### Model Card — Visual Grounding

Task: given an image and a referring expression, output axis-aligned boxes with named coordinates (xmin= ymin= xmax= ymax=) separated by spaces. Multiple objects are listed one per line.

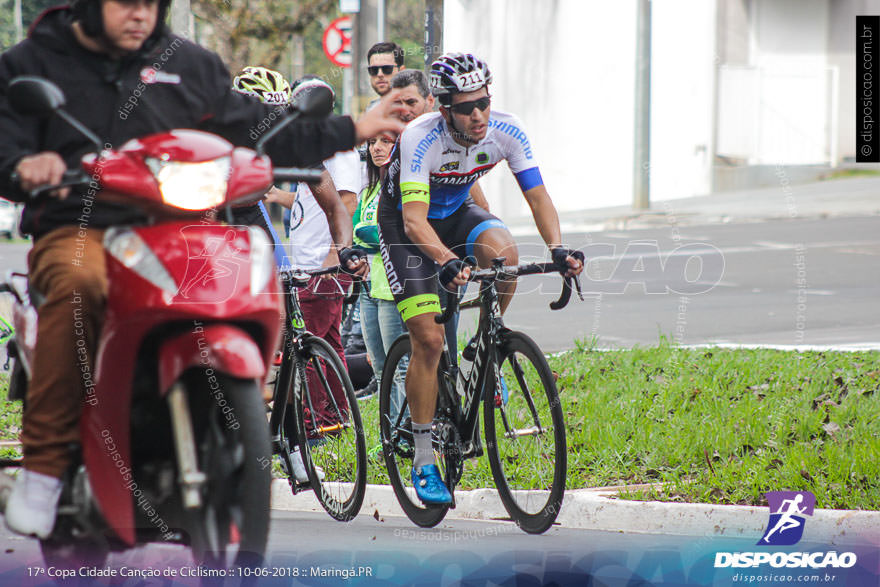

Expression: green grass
xmin=820 ymin=168 xmax=880 ymax=180
xmin=552 ymin=340 xmax=880 ymax=510
xmin=3 ymin=343 xmax=877 ymax=510
xmin=358 ymin=339 xmax=880 ymax=510
xmin=0 ymin=374 xmax=22 ymax=460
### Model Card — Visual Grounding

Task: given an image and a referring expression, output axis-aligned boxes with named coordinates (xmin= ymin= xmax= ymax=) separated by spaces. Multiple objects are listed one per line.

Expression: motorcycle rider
xmin=0 ymin=0 xmax=403 ymax=539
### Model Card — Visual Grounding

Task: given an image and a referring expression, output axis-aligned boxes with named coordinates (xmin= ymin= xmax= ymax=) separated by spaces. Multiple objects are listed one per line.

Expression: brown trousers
xmin=22 ymin=226 xmax=107 ymax=478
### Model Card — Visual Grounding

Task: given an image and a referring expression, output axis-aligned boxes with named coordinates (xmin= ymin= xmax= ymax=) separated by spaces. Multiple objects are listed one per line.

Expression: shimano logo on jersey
xmin=713 ymin=552 xmax=857 ymax=569
xmin=385 ymin=158 xmax=401 ymax=199
xmin=490 ymin=119 xmax=533 ymax=159
xmin=379 ymin=240 xmax=403 ymax=294
xmin=410 ymin=123 xmax=445 ymax=173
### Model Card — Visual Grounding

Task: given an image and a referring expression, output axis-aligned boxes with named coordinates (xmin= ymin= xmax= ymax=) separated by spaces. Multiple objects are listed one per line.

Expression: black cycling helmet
xmin=429 ymin=52 xmax=492 ymax=105
xmin=72 ymin=0 xmax=171 ymax=40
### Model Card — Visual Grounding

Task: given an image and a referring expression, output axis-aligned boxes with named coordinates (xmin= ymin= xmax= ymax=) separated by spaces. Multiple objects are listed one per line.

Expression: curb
xmin=270 ymin=481 xmax=879 ymax=545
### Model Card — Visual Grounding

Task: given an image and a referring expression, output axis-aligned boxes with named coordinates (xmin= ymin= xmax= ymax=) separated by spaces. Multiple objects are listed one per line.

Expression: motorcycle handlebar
xmin=10 ymin=170 xmax=91 ymax=199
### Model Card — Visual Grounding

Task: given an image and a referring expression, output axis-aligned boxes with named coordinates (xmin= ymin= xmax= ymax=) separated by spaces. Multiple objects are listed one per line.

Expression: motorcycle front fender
xmin=157 ymin=324 xmax=267 ymax=396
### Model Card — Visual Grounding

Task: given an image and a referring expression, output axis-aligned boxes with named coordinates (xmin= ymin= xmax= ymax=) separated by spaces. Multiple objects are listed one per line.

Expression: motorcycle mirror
xmin=8 ymin=76 xmax=104 ymax=153
xmin=8 ymin=76 xmax=65 ymax=117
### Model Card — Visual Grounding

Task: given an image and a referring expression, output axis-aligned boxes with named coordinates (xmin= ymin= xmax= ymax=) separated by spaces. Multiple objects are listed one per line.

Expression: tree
xmin=190 ymin=0 xmax=335 ymax=74
xmin=386 ymin=0 xmax=424 ymax=71
xmin=0 ymin=0 xmax=58 ymax=51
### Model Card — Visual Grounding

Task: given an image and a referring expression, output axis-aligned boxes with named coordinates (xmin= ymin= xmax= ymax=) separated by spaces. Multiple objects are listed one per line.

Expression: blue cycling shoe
xmin=411 ymin=465 xmax=452 ymax=505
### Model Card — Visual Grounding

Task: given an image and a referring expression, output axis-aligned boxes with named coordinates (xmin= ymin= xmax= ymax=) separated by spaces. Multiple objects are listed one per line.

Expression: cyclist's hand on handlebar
xmin=354 ymin=90 xmax=406 ymax=143
xmin=14 ymin=152 xmax=69 ymax=199
xmin=439 ymin=257 xmax=471 ymax=291
xmin=551 ymin=247 xmax=585 ymax=278
xmin=338 ymin=246 xmax=369 ymax=279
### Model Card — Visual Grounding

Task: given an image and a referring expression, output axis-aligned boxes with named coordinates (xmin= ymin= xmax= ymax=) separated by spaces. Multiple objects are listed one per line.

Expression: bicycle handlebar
xmin=435 ymin=261 xmax=583 ymax=324
xmin=279 ymin=264 xmax=364 ymax=292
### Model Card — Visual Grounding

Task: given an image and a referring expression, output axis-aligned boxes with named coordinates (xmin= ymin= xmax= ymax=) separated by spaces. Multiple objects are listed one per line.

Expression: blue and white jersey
xmin=384 ymin=110 xmax=543 ymax=219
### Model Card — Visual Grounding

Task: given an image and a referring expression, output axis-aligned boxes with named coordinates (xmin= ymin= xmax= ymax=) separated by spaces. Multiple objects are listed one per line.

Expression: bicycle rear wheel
xmin=484 ymin=331 xmax=566 ymax=534
xmin=378 ymin=334 xmax=450 ymax=527
xmin=293 ymin=336 xmax=366 ymax=521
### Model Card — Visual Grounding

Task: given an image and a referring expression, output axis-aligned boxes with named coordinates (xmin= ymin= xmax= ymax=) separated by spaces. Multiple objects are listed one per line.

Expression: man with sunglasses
xmin=366 ymin=41 xmax=405 ymax=98
xmin=376 ymin=52 xmax=584 ymax=505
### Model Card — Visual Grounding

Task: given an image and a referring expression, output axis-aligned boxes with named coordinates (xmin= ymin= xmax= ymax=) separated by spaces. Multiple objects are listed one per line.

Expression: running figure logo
xmin=758 ymin=491 xmax=816 ymax=546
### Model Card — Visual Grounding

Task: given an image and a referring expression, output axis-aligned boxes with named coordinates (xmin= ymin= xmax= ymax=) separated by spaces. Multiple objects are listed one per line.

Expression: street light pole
xmin=170 ymin=0 xmax=193 ymax=38
xmin=633 ymin=0 xmax=652 ymax=210
xmin=14 ymin=0 xmax=23 ymax=43
xmin=424 ymin=0 xmax=443 ymax=70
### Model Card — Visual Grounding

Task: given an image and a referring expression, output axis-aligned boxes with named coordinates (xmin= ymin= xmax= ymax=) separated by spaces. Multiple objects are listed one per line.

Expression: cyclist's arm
xmin=521 ymin=184 xmax=562 ymax=250
xmin=469 ymin=181 xmax=490 ymax=212
xmin=310 ymin=169 xmax=353 ymax=250
xmin=263 ymin=185 xmax=297 ymax=209
xmin=522 ymin=184 xmax=584 ymax=277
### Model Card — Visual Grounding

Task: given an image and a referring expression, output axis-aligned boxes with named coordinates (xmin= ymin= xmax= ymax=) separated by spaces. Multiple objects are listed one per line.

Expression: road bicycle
xmin=379 ymin=258 xmax=582 ymax=534
xmin=267 ymin=265 xmax=367 ymax=521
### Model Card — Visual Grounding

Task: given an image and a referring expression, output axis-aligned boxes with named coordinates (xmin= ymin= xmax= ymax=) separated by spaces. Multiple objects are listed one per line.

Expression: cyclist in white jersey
xmin=377 ymin=53 xmax=583 ymax=504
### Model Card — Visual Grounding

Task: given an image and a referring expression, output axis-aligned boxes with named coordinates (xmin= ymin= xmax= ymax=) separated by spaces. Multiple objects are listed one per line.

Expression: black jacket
xmin=0 ymin=7 xmax=356 ymax=238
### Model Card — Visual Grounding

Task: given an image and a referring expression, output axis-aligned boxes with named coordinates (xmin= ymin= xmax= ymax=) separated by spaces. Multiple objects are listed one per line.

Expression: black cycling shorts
xmin=377 ymin=197 xmax=508 ymax=321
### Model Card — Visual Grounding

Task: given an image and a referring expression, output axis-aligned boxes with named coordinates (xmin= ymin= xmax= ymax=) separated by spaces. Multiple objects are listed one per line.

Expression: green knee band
xmin=397 ymin=294 xmax=441 ymax=321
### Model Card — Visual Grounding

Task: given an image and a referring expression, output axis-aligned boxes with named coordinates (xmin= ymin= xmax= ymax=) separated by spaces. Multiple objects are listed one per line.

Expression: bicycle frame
xmin=267 ymin=272 xmax=310 ymax=475
xmin=267 ymin=268 xmax=356 ymax=491
xmin=436 ymin=277 xmax=504 ymax=460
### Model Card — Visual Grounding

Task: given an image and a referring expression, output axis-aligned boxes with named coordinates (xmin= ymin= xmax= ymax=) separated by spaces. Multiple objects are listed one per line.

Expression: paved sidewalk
xmin=270 ymin=481 xmax=879 ymax=545
xmin=507 ymin=176 xmax=880 ymax=235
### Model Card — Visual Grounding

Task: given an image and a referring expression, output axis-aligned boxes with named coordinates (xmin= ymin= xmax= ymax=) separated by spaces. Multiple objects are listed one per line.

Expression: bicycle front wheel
xmin=294 ymin=336 xmax=367 ymax=521
xmin=378 ymin=334 xmax=450 ymax=528
xmin=484 ymin=331 xmax=566 ymax=534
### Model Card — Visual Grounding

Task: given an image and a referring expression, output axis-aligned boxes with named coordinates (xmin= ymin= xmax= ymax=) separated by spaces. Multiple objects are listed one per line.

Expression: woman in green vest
xmin=353 ymin=133 xmax=407 ymax=411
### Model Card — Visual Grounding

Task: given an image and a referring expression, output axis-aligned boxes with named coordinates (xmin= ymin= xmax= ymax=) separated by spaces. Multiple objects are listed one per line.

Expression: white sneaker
xmin=4 ymin=470 xmax=63 ymax=539
xmin=287 ymin=448 xmax=325 ymax=483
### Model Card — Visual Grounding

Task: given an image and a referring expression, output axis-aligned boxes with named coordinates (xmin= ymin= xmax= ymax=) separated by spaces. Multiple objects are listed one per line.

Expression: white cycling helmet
xmin=429 ymin=52 xmax=492 ymax=105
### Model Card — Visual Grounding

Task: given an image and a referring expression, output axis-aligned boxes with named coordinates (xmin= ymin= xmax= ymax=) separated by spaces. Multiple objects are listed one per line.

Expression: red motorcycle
xmin=0 ymin=76 xmax=328 ymax=570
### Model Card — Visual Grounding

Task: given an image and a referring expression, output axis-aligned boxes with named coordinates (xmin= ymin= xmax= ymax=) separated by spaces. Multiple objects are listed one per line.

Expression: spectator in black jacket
xmin=0 ymin=0 xmax=403 ymax=539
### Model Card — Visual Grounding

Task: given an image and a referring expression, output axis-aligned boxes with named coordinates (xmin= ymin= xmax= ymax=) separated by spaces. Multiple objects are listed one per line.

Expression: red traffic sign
xmin=322 ymin=16 xmax=353 ymax=68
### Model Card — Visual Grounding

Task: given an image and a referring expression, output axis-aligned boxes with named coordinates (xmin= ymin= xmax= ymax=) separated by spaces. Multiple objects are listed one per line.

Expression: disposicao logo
xmin=758 ymin=490 xmax=815 ymax=546
xmin=714 ymin=490 xmax=858 ymax=570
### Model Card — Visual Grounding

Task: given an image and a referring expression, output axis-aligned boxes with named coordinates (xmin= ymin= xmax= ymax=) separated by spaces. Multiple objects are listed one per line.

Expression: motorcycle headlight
xmin=248 ymin=226 xmax=276 ymax=295
xmin=145 ymin=157 xmax=230 ymax=210
xmin=105 ymin=228 xmax=178 ymax=295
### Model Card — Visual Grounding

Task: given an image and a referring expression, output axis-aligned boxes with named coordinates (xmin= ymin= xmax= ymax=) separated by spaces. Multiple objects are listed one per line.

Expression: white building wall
xmin=443 ymin=0 xmax=638 ymax=218
xmin=650 ymin=0 xmax=717 ymax=201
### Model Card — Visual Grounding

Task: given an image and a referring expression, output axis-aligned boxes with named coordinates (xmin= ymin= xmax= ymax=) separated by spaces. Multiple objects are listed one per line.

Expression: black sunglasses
xmin=448 ymin=96 xmax=491 ymax=116
xmin=367 ymin=65 xmax=396 ymax=76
